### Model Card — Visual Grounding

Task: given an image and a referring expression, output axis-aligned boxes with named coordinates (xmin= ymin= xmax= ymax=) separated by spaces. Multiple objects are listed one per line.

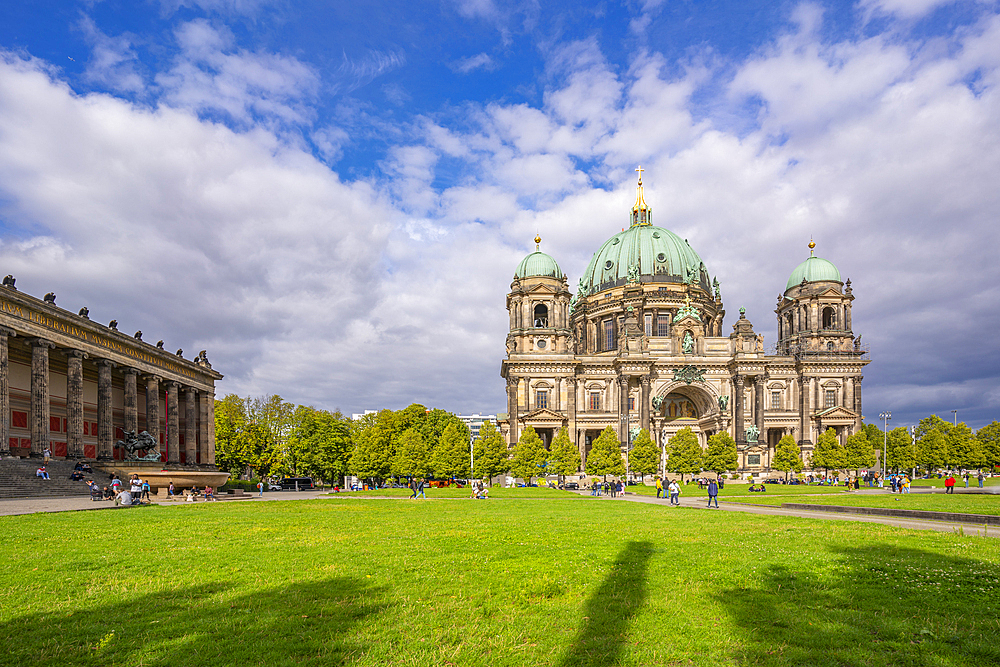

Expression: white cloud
xmin=451 ymin=53 xmax=497 ymax=74
xmin=78 ymin=16 xmax=145 ymax=93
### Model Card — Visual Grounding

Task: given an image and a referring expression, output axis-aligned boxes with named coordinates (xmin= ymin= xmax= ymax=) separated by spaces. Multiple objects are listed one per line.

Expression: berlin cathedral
xmin=498 ymin=169 xmax=871 ymax=474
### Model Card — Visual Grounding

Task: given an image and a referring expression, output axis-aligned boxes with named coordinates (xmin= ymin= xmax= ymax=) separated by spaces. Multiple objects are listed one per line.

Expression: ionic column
xmin=754 ymin=375 xmax=765 ymax=441
xmin=854 ymin=376 xmax=863 ymax=431
xmin=30 ymin=339 xmax=55 ymax=457
xmin=199 ymin=390 xmax=210 ymax=465
xmin=166 ymin=381 xmax=180 ymax=464
xmin=566 ymin=377 xmax=578 ymax=469
xmin=640 ymin=375 xmax=651 ymax=433
xmin=798 ymin=375 xmax=812 ymax=446
xmin=206 ymin=390 xmax=216 ymax=465
xmin=123 ymin=368 xmax=139 ymax=434
xmin=66 ymin=350 xmax=87 ymax=458
xmin=617 ymin=375 xmax=629 ymax=449
xmin=145 ymin=376 xmax=161 ymax=446
xmin=553 ymin=377 xmax=561 ymax=411
xmin=0 ymin=327 xmax=14 ymax=457
xmin=97 ymin=360 xmax=116 ymax=460
xmin=734 ymin=375 xmax=745 ymax=445
xmin=184 ymin=387 xmax=198 ymax=465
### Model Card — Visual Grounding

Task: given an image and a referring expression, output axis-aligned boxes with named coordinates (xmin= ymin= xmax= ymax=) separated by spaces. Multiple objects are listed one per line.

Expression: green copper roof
xmin=785 ymin=255 xmax=842 ymax=292
xmin=579 ymin=225 xmax=709 ymax=293
xmin=515 ymin=251 xmax=563 ymax=280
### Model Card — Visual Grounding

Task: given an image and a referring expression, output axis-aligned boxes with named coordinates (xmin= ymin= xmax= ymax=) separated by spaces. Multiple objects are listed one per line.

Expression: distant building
xmin=352 ymin=410 xmax=377 ymax=421
xmin=498 ymin=170 xmax=870 ymax=474
xmin=457 ymin=413 xmax=497 ymax=441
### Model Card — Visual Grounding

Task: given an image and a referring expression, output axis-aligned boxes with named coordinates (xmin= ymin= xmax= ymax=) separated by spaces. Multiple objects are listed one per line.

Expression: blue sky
xmin=0 ymin=0 xmax=998 ymax=430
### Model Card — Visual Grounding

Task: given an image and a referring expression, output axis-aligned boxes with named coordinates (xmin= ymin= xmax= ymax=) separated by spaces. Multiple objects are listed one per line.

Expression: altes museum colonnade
xmin=0 ymin=278 xmax=222 ymax=464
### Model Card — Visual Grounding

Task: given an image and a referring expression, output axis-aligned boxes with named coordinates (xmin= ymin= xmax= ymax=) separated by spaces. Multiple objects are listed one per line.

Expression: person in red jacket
xmin=945 ymin=474 xmax=956 ymax=494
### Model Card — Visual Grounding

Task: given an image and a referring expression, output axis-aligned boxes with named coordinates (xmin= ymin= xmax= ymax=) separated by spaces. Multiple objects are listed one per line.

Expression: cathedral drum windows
xmin=534 ymin=304 xmax=549 ymax=328
xmin=536 ymin=388 xmax=549 ymax=410
xmin=771 ymin=391 xmax=781 ymax=410
xmin=822 ymin=306 xmax=836 ymax=330
xmin=589 ymin=391 xmax=601 ymax=411
xmin=825 ymin=389 xmax=837 ymax=408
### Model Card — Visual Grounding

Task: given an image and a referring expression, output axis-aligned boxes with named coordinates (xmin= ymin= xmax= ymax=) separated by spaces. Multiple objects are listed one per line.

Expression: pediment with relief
xmin=521 ymin=408 xmax=568 ymax=424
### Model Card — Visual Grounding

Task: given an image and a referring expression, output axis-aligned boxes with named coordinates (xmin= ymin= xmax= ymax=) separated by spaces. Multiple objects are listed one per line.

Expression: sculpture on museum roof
xmin=156 ymin=340 xmax=164 ymax=349
xmin=134 ymin=331 xmax=142 ymax=340
xmin=43 ymin=293 xmax=56 ymax=304
xmin=2 ymin=275 xmax=15 ymax=289
xmin=109 ymin=320 xmax=118 ymax=331
xmin=176 ymin=348 xmax=184 ymax=357
xmin=78 ymin=307 xmax=89 ymax=319
xmin=673 ymin=294 xmax=701 ymax=322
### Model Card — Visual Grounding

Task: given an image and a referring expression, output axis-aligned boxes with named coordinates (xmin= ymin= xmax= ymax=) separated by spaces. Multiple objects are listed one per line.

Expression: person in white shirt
xmin=667 ymin=480 xmax=681 ymax=506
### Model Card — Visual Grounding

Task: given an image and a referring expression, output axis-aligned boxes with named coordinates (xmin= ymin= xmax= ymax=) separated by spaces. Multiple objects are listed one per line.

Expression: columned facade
xmin=0 ymin=284 xmax=223 ymax=466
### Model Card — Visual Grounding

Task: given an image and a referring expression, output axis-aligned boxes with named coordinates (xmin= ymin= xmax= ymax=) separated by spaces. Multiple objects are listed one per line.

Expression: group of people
xmin=469 ymin=479 xmax=490 ymax=500
xmin=591 ymin=480 xmax=627 ymax=497
xmin=407 ymin=478 xmax=427 ymax=499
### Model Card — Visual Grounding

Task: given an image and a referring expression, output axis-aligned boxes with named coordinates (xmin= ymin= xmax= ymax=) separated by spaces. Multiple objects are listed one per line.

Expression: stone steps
xmin=0 ymin=458 xmax=95 ymax=499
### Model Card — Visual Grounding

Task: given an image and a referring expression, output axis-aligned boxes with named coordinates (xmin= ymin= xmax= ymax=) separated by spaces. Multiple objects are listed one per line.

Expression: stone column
xmin=30 ymin=339 xmax=55 ymax=457
xmin=184 ymin=387 xmax=198 ymax=465
xmin=854 ymin=376 xmax=863 ymax=431
xmin=66 ymin=350 xmax=87 ymax=458
xmin=0 ymin=328 xmax=14 ymax=457
xmin=618 ymin=375 xmax=629 ymax=449
xmin=145 ymin=376 xmax=161 ymax=446
xmin=754 ymin=376 xmax=765 ymax=442
xmin=206 ymin=390 xmax=216 ymax=465
xmin=97 ymin=360 xmax=115 ymax=460
xmin=798 ymin=375 xmax=812 ymax=446
xmin=506 ymin=376 xmax=519 ymax=445
xmin=566 ymin=377 xmax=578 ymax=469
xmin=199 ymin=391 xmax=210 ymax=465
xmin=166 ymin=381 xmax=180 ymax=464
xmin=553 ymin=377 xmax=561 ymax=411
xmin=640 ymin=375 xmax=651 ymax=433
xmin=123 ymin=368 xmax=139 ymax=434
xmin=734 ymin=375 xmax=745 ymax=445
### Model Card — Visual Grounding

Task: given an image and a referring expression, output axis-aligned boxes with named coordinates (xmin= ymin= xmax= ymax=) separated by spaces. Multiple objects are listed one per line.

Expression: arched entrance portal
xmin=653 ymin=383 xmax=724 ymax=455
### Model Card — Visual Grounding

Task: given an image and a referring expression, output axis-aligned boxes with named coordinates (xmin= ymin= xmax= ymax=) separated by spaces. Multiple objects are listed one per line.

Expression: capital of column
xmin=640 ymin=374 xmax=651 ymax=388
xmin=617 ymin=375 xmax=629 ymax=387
xmin=0 ymin=326 xmax=15 ymax=338
xmin=29 ymin=338 xmax=56 ymax=349
xmin=123 ymin=367 xmax=141 ymax=376
xmin=66 ymin=349 xmax=88 ymax=360
xmin=734 ymin=375 xmax=744 ymax=388
xmin=144 ymin=374 xmax=162 ymax=383
xmin=165 ymin=380 xmax=181 ymax=389
xmin=96 ymin=359 xmax=117 ymax=369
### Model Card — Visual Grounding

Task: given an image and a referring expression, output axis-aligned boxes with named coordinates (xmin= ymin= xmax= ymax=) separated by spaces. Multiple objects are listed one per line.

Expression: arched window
xmin=822 ymin=306 xmax=836 ymax=329
xmin=827 ymin=341 xmax=835 ymax=351
xmin=534 ymin=303 xmax=548 ymax=328
xmin=785 ymin=312 xmax=793 ymax=336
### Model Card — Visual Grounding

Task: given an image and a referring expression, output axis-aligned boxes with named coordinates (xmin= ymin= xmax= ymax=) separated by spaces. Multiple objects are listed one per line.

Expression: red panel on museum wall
xmin=84 ymin=444 xmax=96 ymax=458
xmin=50 ymin=417 xmax=60 ymax=432
xmin=113 ymin=447 xmax=122 ymax=460
xmin=63 ymin=418 xmax=67 ymax=432
xmin=83 ymin=422 xmax=89 ymax=435
xmin=53 ymin=442 xmax=67 ymax=457
xmin=8 ymin=438 xmax=16 ymax=449
xmin=180 ymin=451 xmax=186 ymax=464
xmin=179 ymin=434 xmax=185 ymax=445
xmin=159 ymin=433 xmax=164 ymax=444
xmin=115 ymin=428 xmax=124 ymax=439
xmin=91 ymin=422 xmax=98 ymax=435
xmin=19 ymin=438 xmax=30 ymax=448
xmin=160 ymin=450 xmax=167 ymax=463
xmin=11 ymin=411 xmax=27 ymax=428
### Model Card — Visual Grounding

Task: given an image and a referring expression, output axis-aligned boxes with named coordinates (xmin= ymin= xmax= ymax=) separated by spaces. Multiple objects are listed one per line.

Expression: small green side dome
xmin=516 ymin=251 xmax=563 ymax=280
xmin=785 ymin=255 xmax=842 ymax=292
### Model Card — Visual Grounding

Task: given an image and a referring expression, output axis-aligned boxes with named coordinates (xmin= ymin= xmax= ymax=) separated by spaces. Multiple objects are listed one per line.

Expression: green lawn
xmin=333 ymin=486 xmax=576 ymax=499
xmin=3 ymin=497 xmax=1000 ymax=666
xmin=910 ymin=477 xmax=1000 ymax=488
xmin=724 ymin=491 xmax=1000 ymax=515
xmin=627 ymin=482 xmax=852 ymax=498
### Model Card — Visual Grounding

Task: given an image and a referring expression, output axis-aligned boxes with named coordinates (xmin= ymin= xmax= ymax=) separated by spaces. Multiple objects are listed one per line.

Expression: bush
xmin=221 ymin=479 xmax=260 ymax=492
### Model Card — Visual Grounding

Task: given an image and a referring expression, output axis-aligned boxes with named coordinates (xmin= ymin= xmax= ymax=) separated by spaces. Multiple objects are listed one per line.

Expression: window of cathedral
xmin=657 ymin=314 xmax=670 ymax=337
xmin=534 ymin=304 xmax=548 ymax=328
xmin=628 ymin=396 xmax=635 ymax=411
xmin=536 ymin=389 xmax=549 ymax=410
xmin=644 ymin=313 xmax=652 ymax=337
xmin=822 ymin=306 xmax=836 ymax=329
xmin=603 ymin=319 xmax=615 ymax=351
xmin=771 ymin=392 xmax=781 ymax=410
xmin=825 ymin=389 xmax=836 ymax=408
xmin=589 ymin=391 xmax=601 ymax=411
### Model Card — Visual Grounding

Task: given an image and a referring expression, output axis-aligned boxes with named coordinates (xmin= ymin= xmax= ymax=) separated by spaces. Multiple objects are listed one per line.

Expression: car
xmin=266 ymin=481 xmax=282 ymax=491
xmin=561 ymin=482 xmax=579 ymax=490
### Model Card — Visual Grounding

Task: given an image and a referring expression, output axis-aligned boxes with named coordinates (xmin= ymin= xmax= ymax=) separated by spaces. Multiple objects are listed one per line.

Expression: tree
xmin=286 ymin=406 xmax=352 ymax=485
xmin=809 ymin=428 xmax=844 ymax=474
xmin=548 ymin=427 xmax=582 ymax=482
xmin=772 ymin=434 xmax=803 ymax=481
xmin=664 ymin=427 xmax=703 ymax=482
xmin=703 ymin=431 xmax=738 ymax=480
xmin=472 ymin=420 xmax=509 ymax=483
xmin=628 ymin=429 xmax=659 ymax=482
xmin=862 ymin=423 xmax=884 ymax=469
xmin=585 ymin=426 xmax=626 ymax=480
xmin=915 ymin=414 xmax=953 ymax=442
xmin=349 ymin=409 xmax=396 ymax=484
xmin=430 ymin=421 xmax=472 ymax=479
xmin=885 ymin=427 xmax=915 ymax=472
xmin=392 ymin=427 xmax=431 ymax=479
xmin=977 ymin=422 xmax=1000 ymax=471
xmin=947 ymin=423 xmax=982 ymax=469
xmin=915 ymin=428 xmax=948 ymax=472
xmin=509 ymin=426 xmax=548 ymax=485
xmin=843 ymin=431 xmax=875 ymax=474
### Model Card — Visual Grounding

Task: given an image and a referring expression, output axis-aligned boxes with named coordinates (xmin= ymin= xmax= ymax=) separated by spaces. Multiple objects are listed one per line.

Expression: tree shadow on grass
xmin=2 ymin=576 xmax=389 ymax=666
xmin=558 ymin=540 xmax=654 ymax=667
xmin=717 ymin=544 xmax=1000 ymax=666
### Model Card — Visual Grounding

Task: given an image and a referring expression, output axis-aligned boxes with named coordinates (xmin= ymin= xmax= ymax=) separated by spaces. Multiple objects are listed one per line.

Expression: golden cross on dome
xmin=635 ymin=165 xmax=644 ymax=185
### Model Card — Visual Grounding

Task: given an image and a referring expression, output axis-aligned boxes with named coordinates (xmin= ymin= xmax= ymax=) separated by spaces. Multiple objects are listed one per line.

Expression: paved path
xmin=612 ymin=491 xmax=996 ymax=537
xmin=0 ymin=490 xmax=331 ymax=517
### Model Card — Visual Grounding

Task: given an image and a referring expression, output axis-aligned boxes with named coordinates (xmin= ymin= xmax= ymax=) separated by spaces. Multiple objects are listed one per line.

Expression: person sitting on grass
xmin=114 ymin=489 xmax=133 ymax=506
xmin=102 ymin=486 xmax=114 ymax=500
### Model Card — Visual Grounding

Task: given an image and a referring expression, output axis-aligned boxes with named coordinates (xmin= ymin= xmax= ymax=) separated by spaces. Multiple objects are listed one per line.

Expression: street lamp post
xmin=951 ymin=410 xmax=958 ymax=426
xmin=879 ymin=411 xmax=891 ymax=477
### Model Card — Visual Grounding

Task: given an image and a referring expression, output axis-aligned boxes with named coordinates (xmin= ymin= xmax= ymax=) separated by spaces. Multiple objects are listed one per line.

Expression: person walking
xmin=43 ymin=447 xmax=51 ymax=464
xmin=945 ymin=474 xmax=956 ymax=494
xmin=668 ymin=479 xmax=680 ymax=506
xmin=963 ymin=473 xmax=970 ymax=488
xmin=417 ymin=478 xmax=426 ymax=499
xmin=707 ymin=478 xmax=719 ymax=508
xmin=655 ymin=477 xmax=663 ymax=498
xmin=168 ymin=482 xmax=175 ymax=499
xmin=140 ymin=479 xmax=151 ymax=502
xmin=901 ymin=474 xmax=910 ymax=494
xmin=408 ymin=478 xmax=418 ymax=499
xmin=257 ymin=481 xmax=264 ymax=497
xmin=978 ymin=471 xmax=985 ymax=488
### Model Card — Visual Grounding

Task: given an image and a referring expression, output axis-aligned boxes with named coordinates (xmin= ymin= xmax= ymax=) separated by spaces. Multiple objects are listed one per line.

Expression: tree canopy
xmin=628 ymin=429 xmax=659 ymax=481
xmin=548 ymin=427 xmax=582 ymax=480
xmin=431 ymin=421 xmax=472 ymax=479
xmin=810 ymin=428 xmax=843 ymax=473
xmin=977 ymin=421 xmax=1000 ymax=470
xmin=885 ymin=427 xmax=915 ymax=472
xmin=772 ymin=434 xmax=803 ymax=480
xmin=664 ymin=427 xmax=702 ymax=481
xmin=843 ymin=431 xmax=875 ymax=473
xmin=472 ymin=420 xmax=509 ymax=483
xmin=509 ymin=426 xmax=548 ymax=484
xmin=703 ymin=431 xmax=737 ymax=479
xmin=585 ymin=426 xmax=625 ymax=479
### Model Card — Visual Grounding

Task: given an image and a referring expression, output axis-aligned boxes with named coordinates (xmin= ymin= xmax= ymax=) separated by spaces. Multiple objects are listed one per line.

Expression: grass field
xmin=3 ymin=497 xmax=1000 ymax=666
xmin=723 ymin=491 xmax=1000 ymax=515
xmin=910 ymin=477 xmax=1000 ymax=488
xmin=333 ymin=487 xmax=575 ymax=499
xmin=626 ymin=483 xmax=851 ymax=498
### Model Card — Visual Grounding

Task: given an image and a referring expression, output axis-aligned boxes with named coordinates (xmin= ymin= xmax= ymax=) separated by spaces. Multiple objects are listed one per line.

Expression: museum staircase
xmin=0 ymin=459 xmax=94 ymax=499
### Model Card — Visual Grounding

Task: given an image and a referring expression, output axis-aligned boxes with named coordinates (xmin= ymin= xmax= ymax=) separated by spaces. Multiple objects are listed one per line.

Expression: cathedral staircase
xmin=0 ymin=458 xmax=95 ymax=500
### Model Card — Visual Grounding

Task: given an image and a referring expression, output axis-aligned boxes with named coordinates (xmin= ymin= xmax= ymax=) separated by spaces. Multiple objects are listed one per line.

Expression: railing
xmin=770 ymin=343 xmax=871 ymax=360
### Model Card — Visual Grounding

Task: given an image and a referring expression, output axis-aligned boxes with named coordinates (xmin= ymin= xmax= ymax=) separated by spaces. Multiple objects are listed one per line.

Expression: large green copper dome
xmin=785 ymin=255 xmax=842 ymax=292
xmin=515 ymin=250 xmax=563 ymax=280
xmin=580 ymin=224 xmax=709 ymax=293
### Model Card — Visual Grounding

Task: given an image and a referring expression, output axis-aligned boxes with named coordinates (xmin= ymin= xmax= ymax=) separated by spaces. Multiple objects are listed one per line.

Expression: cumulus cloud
xmin=78 ymin=16 xmax=145 ymax=93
